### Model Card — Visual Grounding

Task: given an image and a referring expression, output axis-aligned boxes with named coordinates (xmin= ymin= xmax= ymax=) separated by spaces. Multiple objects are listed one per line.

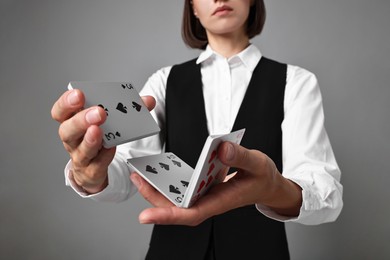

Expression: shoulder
xmin=148 ymin=66 xmax=173 ymax=82
xmin=165 ymin=58 xmax=200 ymax=84
xmin=140 ymin=66 xmax=172 ymax=96
xmin=286 ymin=64 xmax=320 ymax=97
xmin=286 ymin=64 xmax=318 ymax=85
xmin=259 ymin=54 xmax=322 ymax=109
xmin=260 ymin=56 xmax=317 ymax=82
xmin=172 ymin=58 xmax=198 ymax=67
xmin=169 ymin=58 xmax=199 ymax=74
xmin=284 ymin=63 xmax=322 ymax=110
xmin=147 ymin=58 xmax=199 ymax=83
xmin=140 ymin=57 xmax=198 ymax=96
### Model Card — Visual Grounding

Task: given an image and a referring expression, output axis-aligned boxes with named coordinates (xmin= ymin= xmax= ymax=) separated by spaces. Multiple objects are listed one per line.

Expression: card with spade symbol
xmin=68 ymin=82 xmax=160 ymax=148
xmin=127 ymin=152 xmax=194 ymax=205
xmin=127 ymin=129 xmax=245 ymax=208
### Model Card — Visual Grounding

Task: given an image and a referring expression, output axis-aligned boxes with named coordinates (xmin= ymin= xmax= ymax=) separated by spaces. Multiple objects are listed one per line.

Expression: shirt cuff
xmin=255 ymin=173 xmax=343 ymax=225
xmin=64 ymin=159 xmax=136 ymax=202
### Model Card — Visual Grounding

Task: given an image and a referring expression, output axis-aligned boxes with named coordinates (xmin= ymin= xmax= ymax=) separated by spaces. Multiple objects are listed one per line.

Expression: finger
xmin=71 ymin=125 xmax=103 ymax=167
xmin=217 ymin=142 xmax=267 ymax=173
xmin=138 ymin=182 xmax=243 ymax=226
xmin=141 ymin=96 xmax=156 ymax=112
xmin=130 ymin=173 xmax=174 ymax=207
xmin=51 ymin=89 xmax=85 ymax=123
xmin=59 ymin=106 xmax=107 ymax=150
xmin=139 ymin=206 xmax=200 ymax=226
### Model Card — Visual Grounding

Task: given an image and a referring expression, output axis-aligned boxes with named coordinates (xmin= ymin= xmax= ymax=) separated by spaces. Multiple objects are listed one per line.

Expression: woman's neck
xmin=207 ymin=31 xmax=250 ymax=58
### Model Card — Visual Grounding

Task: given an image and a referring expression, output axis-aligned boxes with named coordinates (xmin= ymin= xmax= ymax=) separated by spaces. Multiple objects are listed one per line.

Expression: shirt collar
xmin=196 ymin=45 xmax=215 ymax=64
xmin=196 ymin=44 xmax=262 ymax=72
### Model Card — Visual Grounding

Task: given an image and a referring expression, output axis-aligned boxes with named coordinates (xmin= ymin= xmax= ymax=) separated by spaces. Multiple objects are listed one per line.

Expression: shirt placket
xmin=218 ymin=59 xmax=232 ymax=134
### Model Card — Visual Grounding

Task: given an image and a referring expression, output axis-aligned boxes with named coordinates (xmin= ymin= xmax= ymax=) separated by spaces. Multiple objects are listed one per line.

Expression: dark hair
xmin=182 ymin=0 xmax=266 ymax=49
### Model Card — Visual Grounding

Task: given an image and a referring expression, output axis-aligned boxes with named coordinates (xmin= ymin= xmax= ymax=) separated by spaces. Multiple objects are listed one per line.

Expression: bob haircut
xmin=182 ymin=0 xmax=266 ymax=49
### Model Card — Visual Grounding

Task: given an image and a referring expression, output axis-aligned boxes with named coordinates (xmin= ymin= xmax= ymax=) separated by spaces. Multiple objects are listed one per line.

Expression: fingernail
xmin=139 ymin=211 xmax=154 ymax=224
xmin=139 ymin=215 xmax=150 ymax=224
xmin=226 ymin=143 xmax=235 ymax=161
xmin=67 ymin=90 xmax=80 ymax=106
xmin=85 ymin=108 xmax=102 ymax=124
xmin=139 ymin=216 xmax=153 ymax=224
xmin=130 ymin=174 xmax=142 ymax=189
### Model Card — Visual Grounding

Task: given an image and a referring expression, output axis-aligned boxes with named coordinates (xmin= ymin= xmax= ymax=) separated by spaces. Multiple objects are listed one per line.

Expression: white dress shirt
xmin=65 ymin=44 xmax=343 ymax=225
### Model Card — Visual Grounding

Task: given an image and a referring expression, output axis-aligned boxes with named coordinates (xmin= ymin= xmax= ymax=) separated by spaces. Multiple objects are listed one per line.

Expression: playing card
xmin=182 ymin=128 xmax=246 ymax=207
xmin=127 ymin=153 xmax=194 ymax=206
xmin=68 ymin=82 xmax=160 ymax=148
xmin=127 ymin=129 xmax=245 ymax=208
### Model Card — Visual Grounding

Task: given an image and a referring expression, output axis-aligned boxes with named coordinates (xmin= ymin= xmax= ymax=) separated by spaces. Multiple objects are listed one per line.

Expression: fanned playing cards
xmin=127 ymin=129 xmax=245 ymax=208
xmin=68 ymin=82 xmax=160 ymax=148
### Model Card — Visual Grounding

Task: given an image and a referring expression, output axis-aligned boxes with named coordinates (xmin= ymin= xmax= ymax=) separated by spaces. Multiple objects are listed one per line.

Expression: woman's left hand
xmin=130 ymin=141 xmax=302 ymax=226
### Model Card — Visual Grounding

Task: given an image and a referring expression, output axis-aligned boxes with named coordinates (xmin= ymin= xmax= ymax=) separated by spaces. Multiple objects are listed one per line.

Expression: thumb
xmin=141 ymin=95 xmax=156 ymax=112
xmin=217 ymin=142 xmax=268 ymax=174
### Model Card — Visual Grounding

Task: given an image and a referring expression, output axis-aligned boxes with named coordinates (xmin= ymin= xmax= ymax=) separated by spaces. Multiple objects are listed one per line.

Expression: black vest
xmin=146 ymin=57 xmax=289 ymax=260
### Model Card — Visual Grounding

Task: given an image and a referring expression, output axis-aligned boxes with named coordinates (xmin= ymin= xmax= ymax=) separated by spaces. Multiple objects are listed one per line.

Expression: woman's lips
xmin=212 ymin=5 xmax=233 ymax=16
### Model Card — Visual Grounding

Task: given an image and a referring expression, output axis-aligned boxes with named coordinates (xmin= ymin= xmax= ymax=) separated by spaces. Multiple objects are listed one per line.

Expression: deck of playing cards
xmin=127 ymin=129 xmax=245 ymax=208
xmin=68 ymin=81 xmax=160 ymax=148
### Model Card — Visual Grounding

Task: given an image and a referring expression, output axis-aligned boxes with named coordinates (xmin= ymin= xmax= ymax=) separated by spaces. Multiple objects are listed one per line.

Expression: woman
xmin=52 ymin=0 xmax=343 ymax=259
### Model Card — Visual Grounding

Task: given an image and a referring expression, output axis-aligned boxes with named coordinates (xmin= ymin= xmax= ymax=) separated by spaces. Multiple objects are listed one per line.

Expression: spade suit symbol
xmin=116 ymin=102 xmax=128 ymax=113
xmin=172 ymin=160 xmax=181 ymax=167
xmin=146 ymin=165 xmax=158 ymax=174
xmin=98 ymin=104 xmax=109 ymax=115
xmin=132 ymin=102 xmax=142 ymax=112
xmin=169 ymin=185 xmax=181 ymax=194
xmin=181 ymin=181 xmax=189 ymax=187
xmin=159 ymin=163 xmax=170 ymax=171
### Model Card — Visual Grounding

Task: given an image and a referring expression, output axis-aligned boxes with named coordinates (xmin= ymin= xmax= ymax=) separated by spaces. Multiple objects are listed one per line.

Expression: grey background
xmin=1 ymin=0 xmax=389 ymax=259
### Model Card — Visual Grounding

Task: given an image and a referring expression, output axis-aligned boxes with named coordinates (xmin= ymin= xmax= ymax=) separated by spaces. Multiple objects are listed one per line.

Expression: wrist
xmin=259 ymin=159 xmax=302 ymax=217
xmin=267 ymin=175 xmax=302 ymax=217
xmin=81 ymin=176 xmax=109 ymax=194
xmin=69 ymin=170 xmax=109 ymax=195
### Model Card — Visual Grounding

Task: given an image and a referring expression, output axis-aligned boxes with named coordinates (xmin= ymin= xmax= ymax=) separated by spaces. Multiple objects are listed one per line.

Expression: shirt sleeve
xmin=256 ymin=65 xmax=343 ymax=225
xmin=64 ymin=66 xmax=172 ymax=202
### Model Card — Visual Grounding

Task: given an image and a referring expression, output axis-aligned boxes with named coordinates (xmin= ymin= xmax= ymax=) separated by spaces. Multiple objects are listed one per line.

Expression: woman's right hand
xmin=51 ymin=89 xmax=114 ymax=193
xmin=52 ymin=89 xmax=157 ymax=194
xmin=51 ymin=89 xmax=157 ymax=194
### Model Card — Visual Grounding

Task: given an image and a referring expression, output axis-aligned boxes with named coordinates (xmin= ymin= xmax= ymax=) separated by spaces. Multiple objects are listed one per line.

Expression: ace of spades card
xmin=127 ymin=129 xmax=245 ymax=208
xmin=68 ymin=82 xmax=160 ymax=148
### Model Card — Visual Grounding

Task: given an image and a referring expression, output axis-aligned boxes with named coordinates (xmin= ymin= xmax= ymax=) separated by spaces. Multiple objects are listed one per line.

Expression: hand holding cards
xmin=68 ymin=82 xmax=160 ymax=148
xmin=127 ymin=129 xmax=245 ymax=208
